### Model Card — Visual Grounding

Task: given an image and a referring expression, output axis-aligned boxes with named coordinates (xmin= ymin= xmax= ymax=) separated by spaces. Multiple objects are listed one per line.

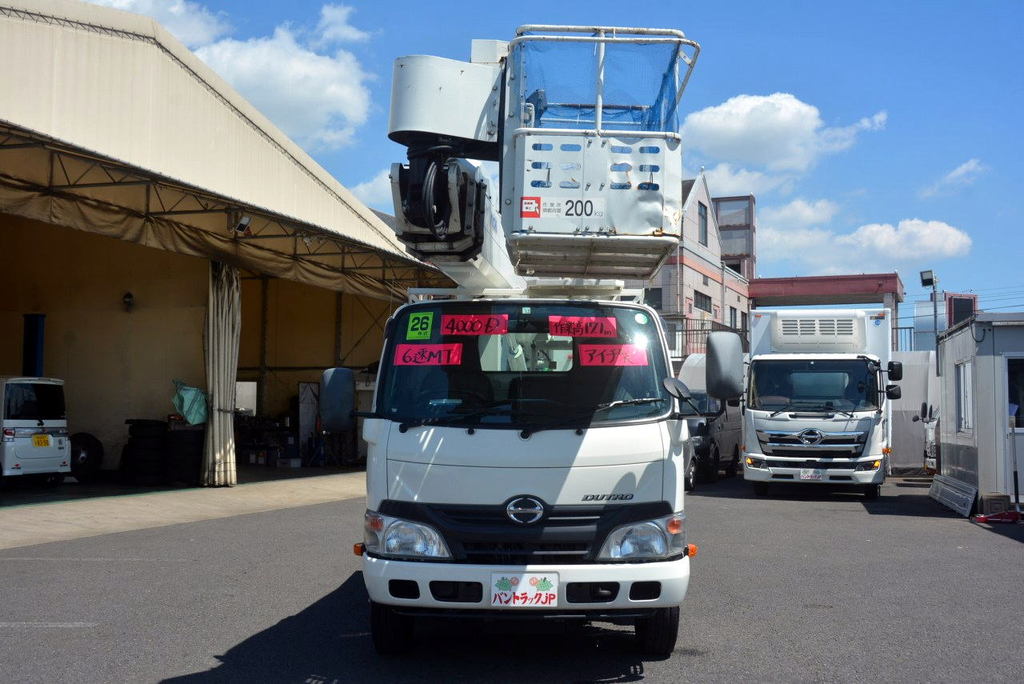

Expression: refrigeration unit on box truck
xmin=739 ymin=309 xmax=903 ymax=499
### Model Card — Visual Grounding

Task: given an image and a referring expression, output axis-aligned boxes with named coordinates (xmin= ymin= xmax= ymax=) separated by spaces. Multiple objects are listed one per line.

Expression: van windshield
xmin=748 ymin=359 xmax=879 ymax=412
xmin=4 ymin=382 xmax=66 ymax=420
xmin=377 ymin=302 xmax=671 ymax=429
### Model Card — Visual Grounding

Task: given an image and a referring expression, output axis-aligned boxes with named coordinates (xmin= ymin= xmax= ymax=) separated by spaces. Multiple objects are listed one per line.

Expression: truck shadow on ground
xmin=162 ymin=573 xmax=705 ymax=684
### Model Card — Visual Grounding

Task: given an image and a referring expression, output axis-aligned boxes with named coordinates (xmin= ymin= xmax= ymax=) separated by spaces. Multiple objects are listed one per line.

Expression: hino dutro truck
xmin=317 ymin=25 xmax=729 ymax=656
xmin=730 ymin=309 xmax=903 ymax=499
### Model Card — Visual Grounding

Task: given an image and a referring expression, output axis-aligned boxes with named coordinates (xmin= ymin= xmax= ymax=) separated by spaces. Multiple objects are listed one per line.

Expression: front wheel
xmin=723 ymin=448 xmax=739 ymax=478
xmin=683 ymin=455 xmax=696 ymax=492
xmin=369 ymin=601 xmax=413 ymax=655
xmin=635 ymin=606 xmax=679 ymax=657
xmin=701 ymin=443 xmax=721 ymax=483
xmin=863 ymin=484 xmax=881 ymax=500
xmin=752 ymin=482 xmax=769 ymax=497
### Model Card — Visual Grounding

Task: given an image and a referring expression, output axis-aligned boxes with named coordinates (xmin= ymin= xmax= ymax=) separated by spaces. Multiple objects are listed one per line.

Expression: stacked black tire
xmin=164 ymin=425 xmax=205 ymax=486
xmin=120 ymin=420 xmax=168 ymax=485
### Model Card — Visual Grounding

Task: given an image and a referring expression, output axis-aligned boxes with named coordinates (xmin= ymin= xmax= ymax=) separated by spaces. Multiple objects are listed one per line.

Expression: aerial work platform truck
xmin=319 ymin=25 xmax=737 ymax=656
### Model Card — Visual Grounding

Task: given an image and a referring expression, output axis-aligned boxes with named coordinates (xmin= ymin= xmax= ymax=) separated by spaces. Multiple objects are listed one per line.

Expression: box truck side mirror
xmin=662 ymin=377 xmax=693 ymax=401
xmin=887 ymin=361 xmax=903 ymax=381
xmin=885 ymin=384 xmax=902 ymax=400
xmin=706 ymin=332 xmax=744 ymax=399
xmin=320 ymin=367 xmax=356 ymax=433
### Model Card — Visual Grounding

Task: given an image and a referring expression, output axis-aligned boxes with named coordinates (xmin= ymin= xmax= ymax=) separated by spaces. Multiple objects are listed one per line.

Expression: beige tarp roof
xmin=0 ymin=0 xmax=450 ymax=299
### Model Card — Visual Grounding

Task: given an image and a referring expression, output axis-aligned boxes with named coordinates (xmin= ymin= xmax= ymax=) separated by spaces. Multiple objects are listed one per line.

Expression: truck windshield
xmin=377 ymin=302 xmax=671 ymax=429
xmin=748 ymin=359 xmax=879 ymax=412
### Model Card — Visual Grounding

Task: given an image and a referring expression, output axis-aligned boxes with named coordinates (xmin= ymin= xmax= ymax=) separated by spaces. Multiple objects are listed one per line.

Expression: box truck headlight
xmin=855 ymin=460 xmax=883 ymax=471
xmin=364 ymin=511 xmax=451 ymax=560
xmin=596 ymin=514 xmax=685 ymax=561
xmin=745 ymin=456 xmax=767 ymax=469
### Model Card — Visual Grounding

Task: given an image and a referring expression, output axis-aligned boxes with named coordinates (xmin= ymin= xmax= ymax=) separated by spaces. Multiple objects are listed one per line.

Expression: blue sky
xmin=91 ymin=1 xmax=1024 ymax=320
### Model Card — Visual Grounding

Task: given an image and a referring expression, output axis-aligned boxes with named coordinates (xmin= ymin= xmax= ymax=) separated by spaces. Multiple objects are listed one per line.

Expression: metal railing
xmin=893 ymin=326 xmax=915 ymax=351
xmin=664 ymin=317 xmax=748 ymax=359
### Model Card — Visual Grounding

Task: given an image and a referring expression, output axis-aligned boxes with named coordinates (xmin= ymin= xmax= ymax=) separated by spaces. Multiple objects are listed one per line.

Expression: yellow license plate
xmin=32 ymin=434 xmax=50 ymax=447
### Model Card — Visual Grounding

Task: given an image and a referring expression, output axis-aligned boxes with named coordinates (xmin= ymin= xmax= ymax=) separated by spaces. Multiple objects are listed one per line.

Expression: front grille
xmin=769 ymin=450 xmax=861 ymax=459
xmin=377 ymin=499 xmax=672 ymax=565
xmin=463 ymin=541 xmax=591 ymax=565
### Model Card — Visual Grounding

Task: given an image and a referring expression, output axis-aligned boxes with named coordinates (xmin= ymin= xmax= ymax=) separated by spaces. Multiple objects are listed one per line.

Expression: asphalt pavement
xmin=0 ymin=475 xmax=1021 ymax=683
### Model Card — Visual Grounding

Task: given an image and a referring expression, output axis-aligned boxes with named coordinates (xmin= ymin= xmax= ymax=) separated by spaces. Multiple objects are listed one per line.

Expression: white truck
xmin=734 ymin=309 xmax=903 ymax=498
xmin=319 ymin=25 xmax=710 ymax=656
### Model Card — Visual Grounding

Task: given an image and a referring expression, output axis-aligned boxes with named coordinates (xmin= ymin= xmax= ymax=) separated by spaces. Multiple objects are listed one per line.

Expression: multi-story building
xmin=634 ymin=174 xmax=752 ymax=357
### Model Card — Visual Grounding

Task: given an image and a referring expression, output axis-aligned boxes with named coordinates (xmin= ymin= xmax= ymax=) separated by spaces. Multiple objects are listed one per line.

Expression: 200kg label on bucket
xmin=521 ymin=197 xmax=605 ymax=219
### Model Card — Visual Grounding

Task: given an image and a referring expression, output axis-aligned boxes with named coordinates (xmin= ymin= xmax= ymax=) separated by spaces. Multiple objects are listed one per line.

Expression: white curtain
xmin=203 ymin=261 xmax=241 ymax=486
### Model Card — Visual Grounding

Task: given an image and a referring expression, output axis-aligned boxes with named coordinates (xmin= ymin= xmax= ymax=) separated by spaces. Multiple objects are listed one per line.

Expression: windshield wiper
xmin=800 ymin=404 xmax=854 ymax=418
xmin=768 ymin=402 xmax=793 ymax=418
xmin=519 ymin=413 xmax=592 ymax=438
xmin=398 ymin=403 xmax=514 ymax=432
xmin=594 ymin=397 xmax=667 ymax=412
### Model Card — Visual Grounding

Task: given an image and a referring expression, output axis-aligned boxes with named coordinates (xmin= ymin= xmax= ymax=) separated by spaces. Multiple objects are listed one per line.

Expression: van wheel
xmin=701 ymin=443 xmax=721 ymax=483
xmin=752 ymin=482 xmax=769 ymax=496
xmin=683 ymin=455 xmax=697 ymax=492
xmin=635 ymin=606 xmax=679 ymax=657
xmin=863 ymin=484 xmax=881 ymax=500
xmin=39 ymin=473 xmax=65 ymax=488
xmin=369 ymin=601 xmax=413 ymax=655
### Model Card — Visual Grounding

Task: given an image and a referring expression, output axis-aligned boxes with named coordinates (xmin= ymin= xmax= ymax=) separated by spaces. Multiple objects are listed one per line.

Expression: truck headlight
xmin=745 ymin=456 xmax=767 ymax=469
xmin=855 ymin=460 xmax=882 ymax=471
xmin=596 ymin=514 xmax=685 ymax=562
xmin=364 ymin=511 xmax=451 ymax=560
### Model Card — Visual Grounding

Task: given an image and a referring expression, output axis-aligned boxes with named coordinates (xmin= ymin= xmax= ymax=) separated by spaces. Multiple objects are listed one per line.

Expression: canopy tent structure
xmin=0 ymin=1 xmax=450 ymax=485
xmin=0 ymin=1 xmax=449 ymax=299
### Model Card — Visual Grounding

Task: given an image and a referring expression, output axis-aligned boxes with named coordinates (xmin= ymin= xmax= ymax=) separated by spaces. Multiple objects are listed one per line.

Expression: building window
xmin=698 ymin=202 xmax=708 ymax=246
xmin=1008 ymin=358 xmax=1024 ymax=427
xmin=702 ymin=274 xmax=709 ymax=286
xmin=741 ymin=311 xmax=748 ymax=331
xmin=694 ymin=290 xmax=712 ymax=313
xmin=729 ymin=307 xmax=738 ymax=329
xmin=644 ymin=287 xmax=663 ymax=310
xmin=955 ymin=361 xmax=973 ymax=432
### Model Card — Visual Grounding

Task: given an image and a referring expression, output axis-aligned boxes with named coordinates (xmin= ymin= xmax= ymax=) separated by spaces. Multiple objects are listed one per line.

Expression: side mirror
xmin=885 ymin=384 xmax=902 ymax=400
xmin=912 ymin=415 xmax=920 ymax=422
xmin=929 ymin=404 xmax=935 ymax=420
xmin=727 ymin=398 xmax=740 ymax=408
xmin=663 ymin=377 xmax=692 ymax=401
xmin=887 ymin=361 xmax=903 ymax=382
xmin=919 ymin=401 xmax=928 ymax=420
xmin=707 ymin=332 xmax=744 ymax=399
xmin=320 ymin=367 xmax=356 ymax=433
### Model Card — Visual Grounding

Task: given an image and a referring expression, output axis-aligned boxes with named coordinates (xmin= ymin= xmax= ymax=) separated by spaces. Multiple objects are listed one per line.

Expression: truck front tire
xmin=635 ymin=606 xmax=679 ymax=657
xmin=369 ymin=600 xmax=413 ymax=655
xmin=863 ymin=484 xmax=881 ymax=500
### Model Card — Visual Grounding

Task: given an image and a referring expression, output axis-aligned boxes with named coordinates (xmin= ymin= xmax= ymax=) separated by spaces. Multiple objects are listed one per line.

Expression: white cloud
xmin=351 ymin=168 xmax=393 ymax=210
xmin=919 ymin=158 xmax=987 ymax=198
xmin=759 ymin=199 xmax=839 ymax=229
xmin=682 ymin=93 xmax=886 ymax=173
xmin=89 ymin=0 xmax=229 ymax=47
xmin=195 ymin=26 xmax=371 ymax=150
xmin=758 ymin=218 xmax=971 ymax=275
xmin=700 ymin=163 xmax=794 ymax=197
xmin=315 ymin=4 xmax=371 ymax=45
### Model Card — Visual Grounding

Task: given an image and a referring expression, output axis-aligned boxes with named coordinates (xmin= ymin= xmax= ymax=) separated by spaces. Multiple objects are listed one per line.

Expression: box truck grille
xmin=767 ymin=456 xmax=859 ymax=466
xmin=462 ymin=541 xmax=591 ymax=565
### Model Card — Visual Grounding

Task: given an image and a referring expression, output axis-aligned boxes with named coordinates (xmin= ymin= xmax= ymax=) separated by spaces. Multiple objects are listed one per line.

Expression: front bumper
xmin=742 ymin=454 xmax=885 ymax=485
xmin=363 ymin=555 xmax=690 ymax=612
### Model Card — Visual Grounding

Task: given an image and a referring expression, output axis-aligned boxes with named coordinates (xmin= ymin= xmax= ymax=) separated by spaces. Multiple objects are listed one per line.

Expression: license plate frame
xmin=799 ymin=468 xmax=824 ymax=481
xmin=490 ymin=572 xmax=560 ymax=608
xmin=32 ymin=434 xmax=50 ymax=447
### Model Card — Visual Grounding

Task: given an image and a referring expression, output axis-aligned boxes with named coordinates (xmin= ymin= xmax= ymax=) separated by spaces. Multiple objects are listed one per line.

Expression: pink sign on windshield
xmin=578 ymin=344 xmax=648 ymax=367
xmin=394 ymin=343 xmax=463 ymax=366
xmin=441 ymin=314 xmax=508 ymax=335
xmin=548 ymin=316 xmax=617 ymax=338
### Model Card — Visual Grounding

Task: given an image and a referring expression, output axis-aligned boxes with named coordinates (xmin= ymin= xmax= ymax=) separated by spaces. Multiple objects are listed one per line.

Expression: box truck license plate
xmin=32 ymin=434 xmax=50 ymax=447
xmin=799 ymin=468 xmax=824 ymax=481
xmin=490 ymin=573 xmax=559 ymax=607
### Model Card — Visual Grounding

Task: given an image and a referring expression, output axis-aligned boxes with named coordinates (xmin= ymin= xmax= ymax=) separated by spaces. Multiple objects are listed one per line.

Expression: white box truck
xmin=738 ymin=309 xmax=902 ymax=498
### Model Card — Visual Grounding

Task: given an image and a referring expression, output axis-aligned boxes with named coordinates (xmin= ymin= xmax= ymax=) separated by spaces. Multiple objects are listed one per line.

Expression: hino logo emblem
xmin=505 ymin=496 xmax=545 ymax=525
xmin=798 ymin=429 xmax=824 ymax=446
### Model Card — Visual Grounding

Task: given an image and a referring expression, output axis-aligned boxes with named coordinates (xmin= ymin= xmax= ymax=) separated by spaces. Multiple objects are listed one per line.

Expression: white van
xmin=0 ymin=377 xmax=70 ymax=485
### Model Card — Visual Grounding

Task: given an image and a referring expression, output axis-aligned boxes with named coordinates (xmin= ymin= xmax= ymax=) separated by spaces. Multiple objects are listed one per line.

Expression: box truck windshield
xmin=748 ymin=359 xmax=879 ymax=412
xmin=377 ymin=301 xmax=672 ymax=429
